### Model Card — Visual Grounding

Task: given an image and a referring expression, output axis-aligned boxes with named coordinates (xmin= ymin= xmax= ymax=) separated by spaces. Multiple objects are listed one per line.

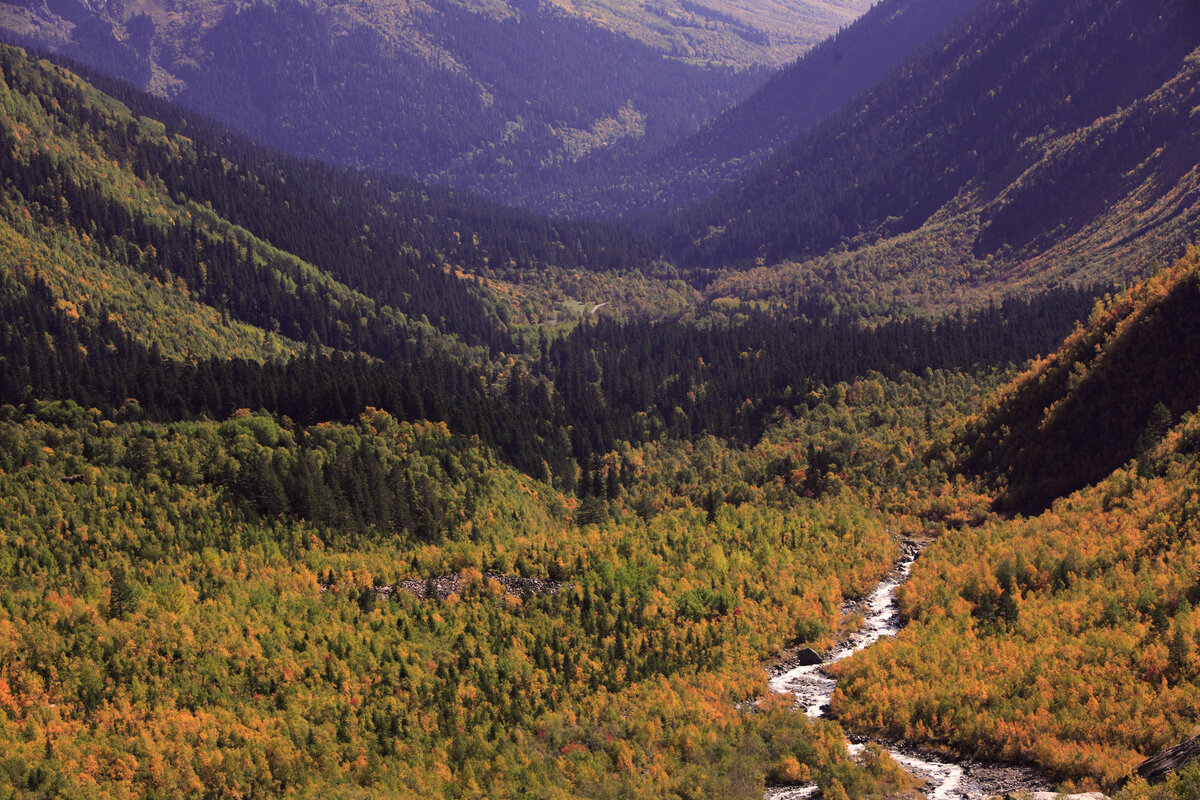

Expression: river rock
xmin=794 ymin=647 xmax=824 ymax=666
xmin=1135 ymin=733 xmax=1200 ymax=785
xmin=988 ymin=793 xmax=1106 ymax=800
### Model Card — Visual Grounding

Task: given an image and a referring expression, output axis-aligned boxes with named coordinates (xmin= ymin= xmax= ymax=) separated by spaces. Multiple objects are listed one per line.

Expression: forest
xmin=0 ymin=39 xmax=1071 ymax=799
xmin=540 ymin=0 xmax=982 ymax=219
xmin=0 ymin=42 xmax=1103 ymax=487
xmin=0 ymin=371 xmax=985 ymax=798
xmin=828 ymin=249 xmax=1200 ymax=790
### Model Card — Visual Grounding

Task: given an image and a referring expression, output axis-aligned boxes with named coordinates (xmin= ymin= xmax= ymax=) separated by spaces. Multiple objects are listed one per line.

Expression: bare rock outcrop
xmin=1135 ymin=733 xmax=1200 ymax=785
xmin=395 ymin=572 xmax=564 ymax=600
xmin=320 ymin=572 xmax=565 ymax=601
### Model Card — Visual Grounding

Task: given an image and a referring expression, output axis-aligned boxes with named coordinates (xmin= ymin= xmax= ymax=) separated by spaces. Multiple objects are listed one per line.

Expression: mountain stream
xmin=766 ymin=544 xmax=1052 ymax=800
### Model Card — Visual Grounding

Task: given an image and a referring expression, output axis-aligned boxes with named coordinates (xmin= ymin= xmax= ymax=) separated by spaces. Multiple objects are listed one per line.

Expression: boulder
xmin=794 ymin=647 xmax=824 ymax=666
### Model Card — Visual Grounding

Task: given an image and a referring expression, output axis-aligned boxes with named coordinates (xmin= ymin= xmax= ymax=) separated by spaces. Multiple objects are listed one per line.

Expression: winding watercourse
xmin=766 ymin=545 xmax=1051 ymax=800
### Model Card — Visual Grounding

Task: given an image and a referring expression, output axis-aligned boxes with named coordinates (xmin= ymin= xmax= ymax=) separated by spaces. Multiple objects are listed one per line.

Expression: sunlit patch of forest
xmin=833 ymin=248 xmax=1200 ymax=792
xmin=0 ymin=379 xmax=964 ymax=798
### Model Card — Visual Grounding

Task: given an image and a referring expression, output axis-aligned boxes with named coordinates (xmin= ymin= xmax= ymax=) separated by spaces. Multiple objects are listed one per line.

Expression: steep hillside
xmin=0 ymin=43 xmax=696 ymax=482
xmin=0 ymin=0 xmax=868 ymax=205
xmin=960 ymin=246 xmax=1200 ymax=513
xmin=664 ymin=0 xmax=1200 ymax=310
xmin=534 ymin=0 xmax=984 ymax=218
xmin=0 ymin=43 xmax=1104 ymax=486
xmin=0 ymin=40 xmax=674 ymax=336
xmin=835 ymin=406 xmax=1200 ymax=789
xmin=543 ymin=0 xmax=869 ymax=67
xmin=1 ymin=0 xmax=865 ymax=73
xmin=829 ymin=251 xmax=1200 ymax=790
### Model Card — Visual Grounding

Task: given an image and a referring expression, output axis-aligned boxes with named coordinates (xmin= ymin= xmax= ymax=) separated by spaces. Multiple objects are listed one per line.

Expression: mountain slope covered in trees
xmin=831 ymin=248 xmax=1200 ymax=790
xmin=0 ymin=34 xmax=1080 ymax=800
xmin=960 ymin=247 xmax=1200 ymax=512
xmin=534 ymin=0 xmax=985 ymax=218
xmin=6 ymin=11 xmax=1200 ymax=797
xmin=0 ymin=41 xmax=692 ymax=483
xmin=0 ymin=0 xmax=865 ymax=205
xmin=0 ymin=41 xmax=1105 ymax=482
xmin=665 ymin=0 xmax=1200 ymax=311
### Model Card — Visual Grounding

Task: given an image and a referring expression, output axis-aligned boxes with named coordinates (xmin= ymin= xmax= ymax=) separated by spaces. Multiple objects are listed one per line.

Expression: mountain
xmin=663 ymin=0 xmax=1200 ymax=311
xmin=527 ymin=0 xmax=986 ymax=218
xmin=0 ymin=0 xmax=869 ymax=206
xmin=8 ymin=29 xmax=1187 ymax=800
xmin=536 ymin=0 xmax=870 ymax=67
xmin=0 ymin=41 xmax=702 ymax=484
xmin=1 ymin=39 xmax=1101 ymax=478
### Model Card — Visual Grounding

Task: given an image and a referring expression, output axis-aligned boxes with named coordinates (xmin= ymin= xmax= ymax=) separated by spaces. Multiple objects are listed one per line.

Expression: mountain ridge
xmin=0 ymin=0 xmax=868 ymax=207
xmin=663 ymin=0 xmax=1200 ymax=312
xmin=514 ymin=0 xmax=986 ymax=218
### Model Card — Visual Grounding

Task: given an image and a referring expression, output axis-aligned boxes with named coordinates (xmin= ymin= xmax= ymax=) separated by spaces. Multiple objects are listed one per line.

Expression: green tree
xmin=108 ymin=565 xmax=137 ymax=620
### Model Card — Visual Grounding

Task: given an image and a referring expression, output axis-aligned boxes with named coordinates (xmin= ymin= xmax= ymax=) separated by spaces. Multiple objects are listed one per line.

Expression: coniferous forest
xmin=1 ymin=0 xmax=1200 ymax=796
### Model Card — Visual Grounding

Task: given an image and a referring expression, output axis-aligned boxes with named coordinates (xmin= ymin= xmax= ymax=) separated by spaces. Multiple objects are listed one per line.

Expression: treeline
xmin=972 ymin=63 xmax=1200 ymax=259
xmin=0 ymin=275 xmax=575 ymax=485
xmin=0 ymin=36 xmax=1102 ymax=501
xmin=0 ymin=264 xmax=1098 ymax=491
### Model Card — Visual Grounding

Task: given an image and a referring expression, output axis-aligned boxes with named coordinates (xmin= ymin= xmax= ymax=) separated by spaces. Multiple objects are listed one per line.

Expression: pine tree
xmin=108 ymin=565 xmax=136 ymax=620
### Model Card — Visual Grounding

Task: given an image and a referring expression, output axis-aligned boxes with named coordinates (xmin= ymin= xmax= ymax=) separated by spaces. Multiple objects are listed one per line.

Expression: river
xmin=766 ymin=544 xmax=1052 ymax=800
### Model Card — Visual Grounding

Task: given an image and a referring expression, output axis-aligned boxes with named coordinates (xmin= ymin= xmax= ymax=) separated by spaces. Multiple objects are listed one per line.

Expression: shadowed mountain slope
xmin=661 ymin=0 xmax=1200 ymax=311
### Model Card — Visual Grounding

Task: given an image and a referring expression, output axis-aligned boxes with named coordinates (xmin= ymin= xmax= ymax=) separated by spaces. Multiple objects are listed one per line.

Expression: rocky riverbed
xmin=766 ymin=543 xmax=1055 ymax=800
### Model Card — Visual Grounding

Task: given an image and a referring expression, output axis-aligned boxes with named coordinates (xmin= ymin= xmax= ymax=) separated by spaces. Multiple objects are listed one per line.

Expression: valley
xmin=0 ymin=0 xmax=1199 ymax=797
xmin=0 ymin=0 xmax=795 ymax=205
